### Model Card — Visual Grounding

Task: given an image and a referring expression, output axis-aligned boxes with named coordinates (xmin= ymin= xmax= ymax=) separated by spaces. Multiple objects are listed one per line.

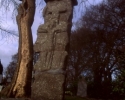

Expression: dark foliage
xmin=66 ymin=0 xmax=125 ymax=99
xmin=0 ymin=60 xmax=3 ymax=74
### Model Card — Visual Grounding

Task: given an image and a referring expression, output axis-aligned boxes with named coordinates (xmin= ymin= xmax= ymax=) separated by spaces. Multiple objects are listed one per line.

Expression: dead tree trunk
xmin=1 ymin=0 xmax=35 ymax=98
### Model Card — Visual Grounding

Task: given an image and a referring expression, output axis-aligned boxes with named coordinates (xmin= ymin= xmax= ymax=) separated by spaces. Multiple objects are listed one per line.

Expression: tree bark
xmin=1 ymin=0 xmax=35 ymax=98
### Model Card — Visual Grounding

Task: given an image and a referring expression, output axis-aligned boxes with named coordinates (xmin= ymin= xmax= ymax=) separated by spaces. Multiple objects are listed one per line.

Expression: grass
xmin=64 ymin=95 xmax=87 ymax=100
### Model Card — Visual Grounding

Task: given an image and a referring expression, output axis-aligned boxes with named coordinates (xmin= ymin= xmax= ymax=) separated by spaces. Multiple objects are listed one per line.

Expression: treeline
xmin=66 ymin=0 xmax=125 ymax=99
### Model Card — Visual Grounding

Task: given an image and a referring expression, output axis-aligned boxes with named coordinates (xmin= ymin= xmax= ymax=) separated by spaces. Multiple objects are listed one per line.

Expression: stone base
xmin=32 ymin=72 xmax=65 ymax=100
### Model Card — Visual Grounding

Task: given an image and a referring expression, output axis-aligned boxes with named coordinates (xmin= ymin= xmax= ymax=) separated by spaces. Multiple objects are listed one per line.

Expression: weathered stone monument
xmin=32 ymin=0 xmax=77 ymax=100
xmin=77 ymin=77 xmax=87 ymax=97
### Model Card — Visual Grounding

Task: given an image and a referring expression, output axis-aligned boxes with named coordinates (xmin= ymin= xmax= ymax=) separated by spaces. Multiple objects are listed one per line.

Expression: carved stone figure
xmin=32 ymin=0 xmax=77 ymax=99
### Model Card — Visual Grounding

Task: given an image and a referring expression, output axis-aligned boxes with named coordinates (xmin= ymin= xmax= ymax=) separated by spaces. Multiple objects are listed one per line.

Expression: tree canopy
xmin=66 ymin=0 xmax=125 ymax=99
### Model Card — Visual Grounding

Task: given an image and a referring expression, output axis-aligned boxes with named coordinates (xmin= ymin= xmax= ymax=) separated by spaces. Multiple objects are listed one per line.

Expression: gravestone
xmin=32 ymin=0 xmax=77 ymax=100
xmin=0 ymin=75 xmax=2 ymax=84
xmin=0 ymin=85 xmax=3 ymax=91
xmin=77 ymin=77 xmax=87 ymax=97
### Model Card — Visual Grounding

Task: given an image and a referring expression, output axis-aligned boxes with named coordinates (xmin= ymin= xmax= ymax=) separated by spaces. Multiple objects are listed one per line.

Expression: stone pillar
xmin=32 ymin=0 xmax=77 ymax=100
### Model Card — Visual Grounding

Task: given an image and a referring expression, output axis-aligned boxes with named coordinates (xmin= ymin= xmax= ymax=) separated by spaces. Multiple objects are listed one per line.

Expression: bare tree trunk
xmin=1 ymin=0 xmax=35 ymax=98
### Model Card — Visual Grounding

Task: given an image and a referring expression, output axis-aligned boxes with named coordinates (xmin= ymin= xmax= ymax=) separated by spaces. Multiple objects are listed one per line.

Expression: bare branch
xmin=0 ymin=26 xmax=18 ymax=37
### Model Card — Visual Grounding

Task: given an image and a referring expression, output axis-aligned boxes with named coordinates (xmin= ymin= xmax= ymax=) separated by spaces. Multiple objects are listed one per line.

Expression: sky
xmin=0 ymin=0 xmax=103 ymax=71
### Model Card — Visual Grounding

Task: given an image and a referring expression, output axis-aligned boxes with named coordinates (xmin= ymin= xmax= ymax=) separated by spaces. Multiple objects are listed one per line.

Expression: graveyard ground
xmin=64 ymin=95 xmax=98 ymax=100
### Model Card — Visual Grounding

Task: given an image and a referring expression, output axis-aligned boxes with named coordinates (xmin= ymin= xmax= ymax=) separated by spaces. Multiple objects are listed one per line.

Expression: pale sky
xmin=0 ymin=0 xmax=103 ymax=70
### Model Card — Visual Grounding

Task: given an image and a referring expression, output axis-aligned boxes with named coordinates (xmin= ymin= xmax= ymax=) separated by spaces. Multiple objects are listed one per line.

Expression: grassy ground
xmin=64 ymin=95 xmax=99 ymax=100
xmin=64 ymin=95 xmax=88 ymax=100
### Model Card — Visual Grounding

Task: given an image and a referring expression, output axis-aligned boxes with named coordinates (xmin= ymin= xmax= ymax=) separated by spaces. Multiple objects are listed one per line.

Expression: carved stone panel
xmin=34 ymin=51 xmax=67 ymax=71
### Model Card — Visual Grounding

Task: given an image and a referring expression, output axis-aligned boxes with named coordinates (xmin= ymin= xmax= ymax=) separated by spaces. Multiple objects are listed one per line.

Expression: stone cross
xmin=32 ymin=0 xmax=77 ymax=100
